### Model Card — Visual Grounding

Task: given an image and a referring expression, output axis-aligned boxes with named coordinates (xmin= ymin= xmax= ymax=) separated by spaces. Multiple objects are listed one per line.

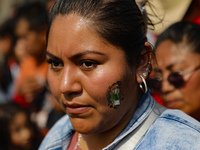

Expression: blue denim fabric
xmin=39 ymin=91 xmax=200 ymax=150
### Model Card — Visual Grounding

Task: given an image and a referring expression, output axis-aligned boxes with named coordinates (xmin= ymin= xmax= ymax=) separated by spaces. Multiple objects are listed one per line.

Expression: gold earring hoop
xmin=139 ymin=75 xmax=147 ymax=93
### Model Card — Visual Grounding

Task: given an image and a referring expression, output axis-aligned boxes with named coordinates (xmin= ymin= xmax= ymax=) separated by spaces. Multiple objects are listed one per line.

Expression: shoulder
xmin=136 ymin=109 xmax=200 ymax=149
xmin=160 ymin=109 xmax=200 ymax=131
xmin=39 ymin=115 xmax=74 ymax=150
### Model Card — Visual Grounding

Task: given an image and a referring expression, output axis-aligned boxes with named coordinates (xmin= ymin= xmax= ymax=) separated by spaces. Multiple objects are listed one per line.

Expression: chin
xmin=70 ymin=117 xmax=97 ymax=134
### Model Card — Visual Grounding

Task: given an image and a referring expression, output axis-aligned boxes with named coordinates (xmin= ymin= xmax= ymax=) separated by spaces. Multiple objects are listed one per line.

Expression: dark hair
xmin=16 ymin=2 xmax=47 ymax=33
xmin=0 ymin=19 xmax=14 ymax=39
xmin=0 ymin=102 xmax=42 ymax=150
xmin=0 ymin=19 xmax=16 ymax=93
xmin=0 ymin=18 xmax=16 ymax=56
xmin=0 ymin=103 xmax=25 ymax=150
xmin=155 ymin=21 xmax=200 ymax=54
xmin=47 ymin=0 xmax=149 ymax=66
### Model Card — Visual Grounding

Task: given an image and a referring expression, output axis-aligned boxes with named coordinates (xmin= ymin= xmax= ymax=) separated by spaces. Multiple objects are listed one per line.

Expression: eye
xmin=46 ymin=59 xmax=63 ymax=70
xmin=80 ymin=60 xmax=98 ymax=70
xmin=14 ymin=127 xmax=21 ymax=133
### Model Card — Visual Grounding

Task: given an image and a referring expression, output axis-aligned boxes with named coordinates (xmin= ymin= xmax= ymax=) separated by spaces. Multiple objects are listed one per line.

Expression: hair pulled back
xmin=155 ymin=21 xmax=200 ymax=54
xmin=47 ymin=0 xmax=147 ymax=66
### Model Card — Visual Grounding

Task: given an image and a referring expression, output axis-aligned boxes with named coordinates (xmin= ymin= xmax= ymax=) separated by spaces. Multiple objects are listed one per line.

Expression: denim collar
xmin=39 ymin=90 xmax=154 ymax=150
xmin=103 ymin=90 xmax=154 ymax=150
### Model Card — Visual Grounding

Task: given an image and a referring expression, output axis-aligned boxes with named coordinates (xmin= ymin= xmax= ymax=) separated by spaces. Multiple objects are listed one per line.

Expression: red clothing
xmin=151 ymin=91 xmax=165 ymax=106
xmin=191 ymin=16 xmax=200 ymax=24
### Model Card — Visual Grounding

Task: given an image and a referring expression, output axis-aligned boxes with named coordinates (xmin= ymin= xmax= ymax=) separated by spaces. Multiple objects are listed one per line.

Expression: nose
xmin=59 ymin=66 xmax=82 ymax=96
xmin=161 ymin=74 xmax=175 ymax=94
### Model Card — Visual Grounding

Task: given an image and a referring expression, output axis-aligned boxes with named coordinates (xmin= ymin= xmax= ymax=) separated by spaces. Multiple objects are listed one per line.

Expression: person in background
xmin=0 ymin=102 xmax=42 ymax=150
xmin=11 ymin=2 xmax=59 ymax=135
xmin=40 ymin=0 xmax=200 ymax=149
xmin=0 ymin=18 xmax=19 ymax=103
xmin=43 ymin=90 xmax=65 ymax=133
xmin=154 ymin=21 xmax=200 ymax=121
xmin=13 ymin=2 xmax=48 ymax=107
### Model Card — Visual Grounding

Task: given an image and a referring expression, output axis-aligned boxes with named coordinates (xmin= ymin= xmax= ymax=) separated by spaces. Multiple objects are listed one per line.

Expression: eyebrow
xmin=71 ymin=51 xmax=105 ymax=59
xmin=46 ymin=51 xmax=59 ymax=59
xmin=166 ymin=60 xmax=187 ymax=70
xmin=46 ymin=50 xmax=105 ymax=60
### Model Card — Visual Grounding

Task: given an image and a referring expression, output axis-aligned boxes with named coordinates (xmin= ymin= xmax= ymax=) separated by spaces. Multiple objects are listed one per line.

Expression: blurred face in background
xmin=155 ymin=39 xmax=200 ymax=120
xmin=10 ymin=112 xmax=33 ymax=150
xmin=15 ymin=18 xmax=46 ymax=59
xmin=0 ymin=36 xmax=12 ymax=56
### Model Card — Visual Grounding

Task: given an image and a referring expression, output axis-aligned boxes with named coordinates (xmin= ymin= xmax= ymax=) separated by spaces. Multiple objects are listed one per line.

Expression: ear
xmin=136 ymin=42 xmax=153 ymax=84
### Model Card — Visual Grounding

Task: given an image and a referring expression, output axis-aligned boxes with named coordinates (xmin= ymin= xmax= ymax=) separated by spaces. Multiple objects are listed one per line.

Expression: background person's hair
xmin=0 ymin=19 xmax=14 ymax=39
xmin=0 ymin=103 xmax=27 ymax=150
xmin=16 ymin=2 xmax=47 ymax=33
xmin=0 ymin=18 xmax=16 ymax=57
xmin=47 ymin=0 xmax=153 ymax=66
xmin=0 ymin=102 xmax=42 ymax=150
xmin=155 ymin=21 xmax=200 ymax=54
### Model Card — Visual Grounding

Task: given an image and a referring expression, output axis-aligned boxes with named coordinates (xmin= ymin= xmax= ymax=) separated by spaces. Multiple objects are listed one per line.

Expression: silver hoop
xmin=139 ymin=75 xmax=147 ymax=93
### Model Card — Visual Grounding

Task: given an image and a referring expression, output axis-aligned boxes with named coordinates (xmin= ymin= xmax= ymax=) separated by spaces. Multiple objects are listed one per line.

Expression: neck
xmin=80 ymin=132 xmax=117 ymax=150
xmin=79 ymin=105 xmax=138 ymax=150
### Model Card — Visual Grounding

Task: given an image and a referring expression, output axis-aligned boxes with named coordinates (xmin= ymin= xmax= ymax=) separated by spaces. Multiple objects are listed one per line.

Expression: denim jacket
xmin=39 ymin=91 xmax=200 ymax=150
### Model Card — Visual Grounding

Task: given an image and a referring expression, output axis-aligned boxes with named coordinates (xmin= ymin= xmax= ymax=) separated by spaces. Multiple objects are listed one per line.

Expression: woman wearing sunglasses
xmin=39 ymin=1 xmax=200 ymax=149
xmin=154 ymin=21 xmax=200 ymax=121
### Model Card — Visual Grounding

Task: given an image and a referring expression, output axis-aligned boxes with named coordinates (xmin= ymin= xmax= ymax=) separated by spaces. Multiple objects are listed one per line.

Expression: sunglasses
xmin=148 ymin=65 xmax=200 ymax=91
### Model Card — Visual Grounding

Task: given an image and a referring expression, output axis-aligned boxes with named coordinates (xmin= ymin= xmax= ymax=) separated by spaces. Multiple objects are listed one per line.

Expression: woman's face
xmin=15 ymin=18 xmax=46 ymax=57
xmin=156 ymin=40 xmax=200 ymax=117
xmin=46 ymin=14 xmax=141 ymax=134
xmin=10 ymin=112 xmax=33 ymax=150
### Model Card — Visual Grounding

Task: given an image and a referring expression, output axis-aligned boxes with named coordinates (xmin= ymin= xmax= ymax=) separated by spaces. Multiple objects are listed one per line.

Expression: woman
xmin=154 ymin=21 xmax=200 ymax=121
xmin=0 ymin=102 xmax=42 ymax=150
xmin=40 ymin=0 xmax=200 ymax=149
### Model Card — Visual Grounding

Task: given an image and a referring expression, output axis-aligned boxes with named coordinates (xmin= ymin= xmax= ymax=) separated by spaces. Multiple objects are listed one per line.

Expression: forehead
xmin=49 ymin=14 xmax=91 ymax=38
xmin=15 ymin=18 xmax=29 ymax=36
xmin=47 ymin=14 xmax=119 ymax=56
xmin=155 ymin=40 xmax=195 ymax=67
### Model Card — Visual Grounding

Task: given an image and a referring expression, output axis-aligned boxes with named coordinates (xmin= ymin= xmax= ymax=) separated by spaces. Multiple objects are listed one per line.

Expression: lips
xmin=163 ymin=95 xmax=183 ymax=109
xmin=65 ymin=103 xmax=91 ymax=114
xmin=162 ymin=94 xmax=183 ymax=109
xmin=164 ymin=100 xmax=181 ymax=108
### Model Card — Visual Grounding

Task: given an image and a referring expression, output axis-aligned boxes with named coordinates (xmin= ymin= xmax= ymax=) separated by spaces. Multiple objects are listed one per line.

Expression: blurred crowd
xmin=0 ymin=0 xmax=200 ymax=149
xmin=0 ymin=0 xmax=65 ymax=149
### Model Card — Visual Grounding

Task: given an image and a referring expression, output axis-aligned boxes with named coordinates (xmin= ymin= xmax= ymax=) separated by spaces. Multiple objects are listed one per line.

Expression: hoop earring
xmin=139 ymin=75 xmax=147 ymax=93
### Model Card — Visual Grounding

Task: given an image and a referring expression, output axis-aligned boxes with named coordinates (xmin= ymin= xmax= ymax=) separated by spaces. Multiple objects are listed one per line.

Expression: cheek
xmin=182 ymin=74 xmax=200 ymax=104
xmin=83 ymin=67 xmax=131 ymax=106
xmin=83 ymin=76 xmax=111 ymax=106
xmin=11 ymin=131 xmax=21 ymax=146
